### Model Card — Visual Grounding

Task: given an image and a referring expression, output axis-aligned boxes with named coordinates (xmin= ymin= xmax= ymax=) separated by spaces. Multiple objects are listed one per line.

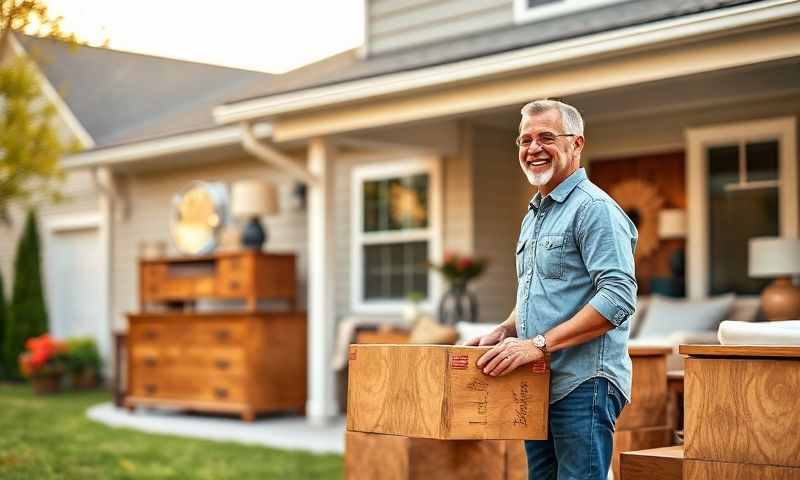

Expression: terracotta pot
xmin=31 ymin=372 xmax=62 ymax=395
xmin=70 ymin=368 xmax=99 ymax=389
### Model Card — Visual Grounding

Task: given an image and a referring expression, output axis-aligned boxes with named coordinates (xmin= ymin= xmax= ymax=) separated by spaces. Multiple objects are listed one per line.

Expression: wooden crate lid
xmin=679 ymin=344 xmax=800 ymax=358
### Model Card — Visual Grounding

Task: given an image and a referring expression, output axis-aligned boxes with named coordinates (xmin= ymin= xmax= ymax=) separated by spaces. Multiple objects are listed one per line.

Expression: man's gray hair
xmin=520 ymin=99 xmax=584 ymax=136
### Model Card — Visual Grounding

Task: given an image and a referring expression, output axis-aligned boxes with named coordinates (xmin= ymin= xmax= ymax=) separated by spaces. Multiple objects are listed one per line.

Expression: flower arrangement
xmin=19 ymin=334 xmax=68 ymax=394
xmin=428 ymin=251 xmax=488 ymax=285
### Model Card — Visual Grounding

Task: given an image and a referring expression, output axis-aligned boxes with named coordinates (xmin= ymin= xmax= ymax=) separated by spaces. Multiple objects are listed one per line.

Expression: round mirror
xmin=170 ymin=181 xmax=229 ymax=255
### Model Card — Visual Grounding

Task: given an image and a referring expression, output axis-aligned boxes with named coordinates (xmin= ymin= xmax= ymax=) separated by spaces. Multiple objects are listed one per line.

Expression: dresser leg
xmin=241 ymin=410 xmax=256 ymax=422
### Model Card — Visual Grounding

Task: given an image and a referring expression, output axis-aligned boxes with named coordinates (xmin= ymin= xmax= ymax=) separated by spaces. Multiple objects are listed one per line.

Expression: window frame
xmin=350 ymin=156 xmax=443 ymax=313
xmin=686 ymin=116 xmax=799 ymax=299
xmin=513 ymin=0 xmax=631 ymax=25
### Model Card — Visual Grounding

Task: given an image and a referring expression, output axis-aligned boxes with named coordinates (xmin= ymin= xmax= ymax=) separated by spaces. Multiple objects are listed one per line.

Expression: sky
xmin=41 ymin=0 xmax=365 ymax=73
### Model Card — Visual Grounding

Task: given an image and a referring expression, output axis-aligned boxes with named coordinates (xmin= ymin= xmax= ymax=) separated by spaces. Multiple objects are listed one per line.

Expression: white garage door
xmin=45 ymin=222 xmax=105 ymax=356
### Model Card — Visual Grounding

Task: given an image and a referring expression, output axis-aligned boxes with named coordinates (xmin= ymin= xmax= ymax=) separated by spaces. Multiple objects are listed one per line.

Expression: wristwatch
xmin=532 ymin=334 xmax=548 ymax=353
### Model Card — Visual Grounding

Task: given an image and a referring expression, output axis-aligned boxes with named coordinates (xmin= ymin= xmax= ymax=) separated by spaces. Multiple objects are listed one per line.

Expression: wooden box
xmin=621 ymin=446 xmax=683 ymax=480
xmin=347 ymin=345 xmax=549 ymax=440
xmin=126 ymin=312 xmax=306 ymax=421
xmin=681 ymin=345 xmax=800 ymax=468
xmin=345 ymin=431 xmax=527 ymax=480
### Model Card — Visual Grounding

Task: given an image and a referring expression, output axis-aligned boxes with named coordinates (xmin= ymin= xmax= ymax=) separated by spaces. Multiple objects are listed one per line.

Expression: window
xmin=514 ymin=0 xmax=630 ymax=24
xmin=351 ymin=158 xmax=442 ymax=312
xmin=687 ymin=117 xmax=798 ymax=298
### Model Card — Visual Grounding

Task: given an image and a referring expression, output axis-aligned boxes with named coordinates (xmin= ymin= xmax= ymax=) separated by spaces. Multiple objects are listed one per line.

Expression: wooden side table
xmin=680 ymin=345 xmax=800 ymax=478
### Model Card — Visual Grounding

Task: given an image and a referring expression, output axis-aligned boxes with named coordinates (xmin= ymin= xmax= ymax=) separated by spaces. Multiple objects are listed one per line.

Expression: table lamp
xmin=230 ymin=180 xmax=279 ymax=250
xmin=748 ymin=237 xmax=800 ymax=321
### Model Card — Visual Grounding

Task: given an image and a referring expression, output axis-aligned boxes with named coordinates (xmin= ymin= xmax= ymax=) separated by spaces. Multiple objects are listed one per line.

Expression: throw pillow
xmin=635 ymin=293 xmax=735 ymax=339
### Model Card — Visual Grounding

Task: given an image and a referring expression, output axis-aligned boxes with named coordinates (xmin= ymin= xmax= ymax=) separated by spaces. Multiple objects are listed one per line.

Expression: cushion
xmin=635 ymin=293 xmax=735 ymax=339
xmin=718 ymin=320 xmax=800 ymax=345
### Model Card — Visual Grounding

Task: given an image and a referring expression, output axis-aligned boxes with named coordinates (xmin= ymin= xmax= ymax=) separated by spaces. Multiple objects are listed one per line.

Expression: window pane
xmin=363 ymin=174 xmax=429 ymax=232
xmin=708 ymin=167 xmax=778 ymax=295
xmin=746 ymin=140 xmax=779 ymax=182
xmin=708 ymin=145 xmax=739 ymax=190
xmin=363 ymin=241 xmax=428 ymax=300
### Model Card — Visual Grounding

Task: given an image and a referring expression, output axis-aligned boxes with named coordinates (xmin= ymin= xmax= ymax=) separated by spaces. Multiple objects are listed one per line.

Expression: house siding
xmin=368 ymin=0 xmax=513 ymax=56
xmin=471 ymin=125 xmax=528 ymax=324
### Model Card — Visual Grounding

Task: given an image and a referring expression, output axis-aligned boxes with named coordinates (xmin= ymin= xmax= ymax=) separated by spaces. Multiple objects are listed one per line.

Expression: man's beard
xmin=524 ymin=165 xmax=554 ymax=186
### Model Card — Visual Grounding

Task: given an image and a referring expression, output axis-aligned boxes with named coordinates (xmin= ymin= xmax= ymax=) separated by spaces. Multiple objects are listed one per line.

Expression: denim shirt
xmin=516 ymin=168 xmax=637 ymax=404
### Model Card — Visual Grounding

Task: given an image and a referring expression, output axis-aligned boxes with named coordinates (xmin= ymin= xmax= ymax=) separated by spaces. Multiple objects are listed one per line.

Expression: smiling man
xmin=463 ymin=100 xmax=638 ymax=480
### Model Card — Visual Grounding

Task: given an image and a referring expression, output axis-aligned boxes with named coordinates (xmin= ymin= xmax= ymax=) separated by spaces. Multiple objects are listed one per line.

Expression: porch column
xmin=93 ymin=166 xmax=115 ymax=372
xmin=306 ymin=137 xmax=338 ymax=424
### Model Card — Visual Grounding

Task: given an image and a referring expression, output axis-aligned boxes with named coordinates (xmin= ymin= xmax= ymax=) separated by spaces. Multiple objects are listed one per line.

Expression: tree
xmin=3 ymin=209 xmax=47 ymax=379
xmin=1 ymin=0 xmax=82 ymax=223
xmin=0 ymin=269 xmax=7 ymax=378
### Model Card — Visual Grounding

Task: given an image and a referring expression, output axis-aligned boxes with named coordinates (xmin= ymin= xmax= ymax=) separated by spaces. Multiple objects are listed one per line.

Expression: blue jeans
xmin=524 ymin=377 xmax=626 ymax=480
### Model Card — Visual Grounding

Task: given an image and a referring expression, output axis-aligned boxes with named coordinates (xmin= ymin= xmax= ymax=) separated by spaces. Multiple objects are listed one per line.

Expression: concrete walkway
xmin=87 ymin=403 xmax=346 ymax=454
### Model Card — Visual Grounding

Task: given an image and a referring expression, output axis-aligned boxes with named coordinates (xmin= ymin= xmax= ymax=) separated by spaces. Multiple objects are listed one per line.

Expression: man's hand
xmin=476 ymin=337 xmax=544 ymax=377
xmin=461 ymin=324 xmax=513 ymax=347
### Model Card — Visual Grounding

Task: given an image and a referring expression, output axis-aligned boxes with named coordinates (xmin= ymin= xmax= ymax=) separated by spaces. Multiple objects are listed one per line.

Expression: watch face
xmin=534 ymin=335 xmax=545 ymax=347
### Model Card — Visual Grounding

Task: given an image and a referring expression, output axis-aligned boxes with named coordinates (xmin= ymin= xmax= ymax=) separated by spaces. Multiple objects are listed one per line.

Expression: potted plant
xmin=428 ymin=251 xmax=488 ymax=325
xmin=18 ymin=334 xmax=68 ymax=394
xmin=65 ymin=337 xmax=101 ymax=389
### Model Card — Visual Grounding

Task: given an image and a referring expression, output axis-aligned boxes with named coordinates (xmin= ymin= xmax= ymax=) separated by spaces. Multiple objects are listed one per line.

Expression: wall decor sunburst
xmin=609 ymin=179 xmax=664 ymax=260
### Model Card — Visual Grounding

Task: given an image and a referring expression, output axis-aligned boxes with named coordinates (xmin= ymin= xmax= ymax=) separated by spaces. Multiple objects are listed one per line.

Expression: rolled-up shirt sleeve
xmin=575 ymin=199 xmax=638 ymax=327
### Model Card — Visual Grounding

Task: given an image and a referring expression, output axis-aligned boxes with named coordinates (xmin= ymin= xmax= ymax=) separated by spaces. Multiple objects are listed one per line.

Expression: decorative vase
xmin=31 ymin=372 xmax=62 ymax=395
xmin=438 ymin=281 xmax=479 ymax=325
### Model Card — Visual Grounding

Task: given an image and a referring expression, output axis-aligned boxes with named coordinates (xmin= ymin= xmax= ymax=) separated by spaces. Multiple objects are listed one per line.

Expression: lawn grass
xmin=0 ymin=383 xmax=342 ymax=479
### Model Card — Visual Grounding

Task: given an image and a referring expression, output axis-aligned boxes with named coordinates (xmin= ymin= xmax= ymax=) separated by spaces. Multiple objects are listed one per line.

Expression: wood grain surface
xmin=347 ymin=345 xmax=549 ymax=440
xmin=621 ymin=445 xmax=683 ymax=480
xmin=684 ymin=357 xmax=800 ymax=467
xmin=684 ymin=460 xmax=800 ymax=479
xmin=679 ymin=344 xmax=800 ymax=358
xmin=612 ymin=425 xmax=674 ymax=480
xmin=617 ymin=354 xmax=669 ymax=430
xmin=345 ymin=431 xmax=524 ymax=480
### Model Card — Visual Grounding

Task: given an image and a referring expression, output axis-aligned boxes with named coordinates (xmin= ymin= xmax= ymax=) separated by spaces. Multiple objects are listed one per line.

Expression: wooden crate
xmin=682 ymin=346 xmax=800 ymax=468
xmin=684 ymin=460 xmax=800 ymax=479
xmin=617 ymin=347 xmax=671 ymax=430
xmin=345 ymin=431 xmax=527 ymax=480
xmin=347 ymin=345 xmax=549 ymax=440
xmin=621 ymin=445 xmax=683 ymax=480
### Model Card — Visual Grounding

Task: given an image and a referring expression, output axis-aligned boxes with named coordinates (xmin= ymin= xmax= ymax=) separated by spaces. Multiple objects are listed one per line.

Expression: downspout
xmin=239 ymin=122 xmax=319 ymax=186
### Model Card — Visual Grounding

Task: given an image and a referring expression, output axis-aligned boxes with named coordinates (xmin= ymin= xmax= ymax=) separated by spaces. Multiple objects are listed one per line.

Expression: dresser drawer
xmin=215 ymin=257 xmax=253 ymax=298
xmin=129 ymin=373 xmax=246 ymax=404
xmin=187 ymin=321 xmax=248 ymax=345
xmin=196 ymin=376 xmax=247 ymax=404
xmin=129 ymin=322 xmax=172 ymax=344
xmin=181 ymin=347 xmax=247 ymax=376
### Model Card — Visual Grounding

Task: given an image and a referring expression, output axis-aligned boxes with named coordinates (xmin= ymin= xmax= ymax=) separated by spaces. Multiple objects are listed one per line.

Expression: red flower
xmin=458 ymin=258 xmax=472 ymax=270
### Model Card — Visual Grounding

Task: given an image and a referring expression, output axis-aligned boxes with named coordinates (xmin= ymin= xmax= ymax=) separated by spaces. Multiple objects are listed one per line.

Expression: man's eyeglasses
xmin=515 ymin=133 xmax=576 ymax=149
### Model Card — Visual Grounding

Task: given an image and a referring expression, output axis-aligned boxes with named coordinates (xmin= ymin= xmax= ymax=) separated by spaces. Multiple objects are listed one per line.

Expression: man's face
xmin=517 ymin=109 xmax=584 ymax=196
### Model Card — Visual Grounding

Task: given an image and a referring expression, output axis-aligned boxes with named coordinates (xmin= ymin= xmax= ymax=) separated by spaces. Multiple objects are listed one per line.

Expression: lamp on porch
xmin=749 ymin=237 xmax=800 ymax=321
xmin=231 ymin=180 xmax=279 ymax=250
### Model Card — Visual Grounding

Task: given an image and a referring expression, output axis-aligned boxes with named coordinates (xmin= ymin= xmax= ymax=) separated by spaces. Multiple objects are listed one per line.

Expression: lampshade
xmin=748 ymin=237 xmax=800 ymax=278
xmin=658 ymin=209 xmax=686 ymax=239
xmin=230 ymin=180 xmax=279 ymax=218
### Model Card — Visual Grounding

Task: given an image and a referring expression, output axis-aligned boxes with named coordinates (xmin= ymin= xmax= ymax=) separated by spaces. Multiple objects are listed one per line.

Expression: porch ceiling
xmin=468 ymin=58 xmax=800 ymax=132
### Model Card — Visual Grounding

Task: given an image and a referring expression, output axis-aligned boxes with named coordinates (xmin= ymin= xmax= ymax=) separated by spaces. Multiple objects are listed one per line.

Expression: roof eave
xmin=61 ymin=123 xmax=273 ymax=170
xmin=213 ymin=0 xmax=800 ymax=125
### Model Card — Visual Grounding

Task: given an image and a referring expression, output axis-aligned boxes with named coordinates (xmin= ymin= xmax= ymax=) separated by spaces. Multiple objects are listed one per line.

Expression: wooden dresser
xmin=126 ymin=251 xmax=306 ymax=421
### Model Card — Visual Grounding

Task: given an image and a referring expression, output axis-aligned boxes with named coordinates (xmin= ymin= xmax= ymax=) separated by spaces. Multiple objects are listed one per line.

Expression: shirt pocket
xmin=516 ymin=239 xmax=527 ymax=278
xmin=536 ymin=233 xmax=566 ymax=280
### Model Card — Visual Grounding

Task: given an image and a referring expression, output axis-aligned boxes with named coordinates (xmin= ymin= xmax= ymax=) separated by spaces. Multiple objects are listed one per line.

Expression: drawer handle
xmin=214 ymin=359 xmax=231 ymax=370
xmin=214 ymin=387 xmax=229 ymax=399
xmin=145 ymin=384 xmax=158 ymax=395
xmin=215 ymin=330 xmax=231 ymax=341
xmin=228 ymin=280 xmax=241 ymax=290
xmin=144 ymin=357 xmax=157 ymax=367
xmin=144 ymin=330 xmax=159 ymax=340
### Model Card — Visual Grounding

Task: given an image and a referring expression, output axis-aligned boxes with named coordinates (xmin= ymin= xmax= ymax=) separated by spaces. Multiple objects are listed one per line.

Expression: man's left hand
xmin=476 ymin=337 xmax=544 ymax=377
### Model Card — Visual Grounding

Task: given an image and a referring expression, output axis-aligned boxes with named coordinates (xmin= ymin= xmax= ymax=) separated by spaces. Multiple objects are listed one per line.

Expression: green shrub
xmin=3 ymin=210 xmax=48 ymax=379
xmin=0 ymin=272 xmax=7 ymax=379
xmin=65 ymin=337 xmax=101 ymax=374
